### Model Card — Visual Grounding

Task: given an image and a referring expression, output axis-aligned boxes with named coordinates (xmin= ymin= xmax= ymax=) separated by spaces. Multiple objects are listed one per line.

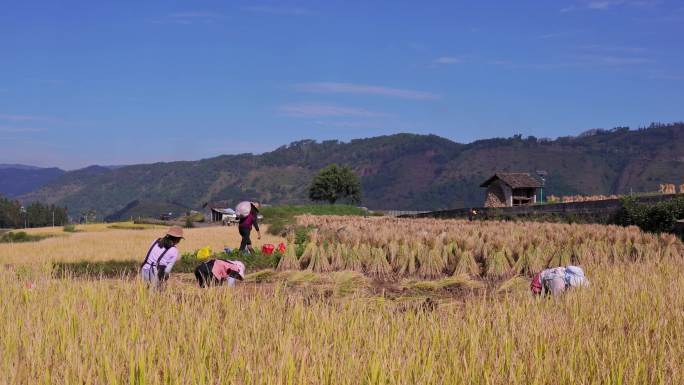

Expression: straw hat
xmin=166 ymin=226 xmax=184 ymax=238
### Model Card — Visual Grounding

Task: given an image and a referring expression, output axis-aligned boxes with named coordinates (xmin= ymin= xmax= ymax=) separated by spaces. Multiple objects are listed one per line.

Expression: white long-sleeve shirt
xmin=142 ymin=240 xmax=179 ymax=273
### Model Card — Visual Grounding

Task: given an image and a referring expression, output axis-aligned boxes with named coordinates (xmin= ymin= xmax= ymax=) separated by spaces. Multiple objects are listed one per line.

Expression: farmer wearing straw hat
xmin=194 ymin=259 xmax=246 ymax=288
xmin=140 ymin=226 xmax=184 ymax=289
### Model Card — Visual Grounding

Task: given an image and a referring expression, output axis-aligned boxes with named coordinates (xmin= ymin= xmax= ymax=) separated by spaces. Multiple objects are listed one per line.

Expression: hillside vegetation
xmin=18 ymin=123 xmax=684 ymax=219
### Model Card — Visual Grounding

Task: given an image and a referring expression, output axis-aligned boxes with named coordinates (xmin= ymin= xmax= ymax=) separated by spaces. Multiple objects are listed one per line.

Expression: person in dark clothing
xmin=238 ymin=202 xmax=261 ymax=253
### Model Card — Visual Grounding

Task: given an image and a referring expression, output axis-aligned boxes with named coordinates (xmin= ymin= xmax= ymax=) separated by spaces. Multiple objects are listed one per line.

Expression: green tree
xmin=308 ymin=164 xmax=362 ymax=204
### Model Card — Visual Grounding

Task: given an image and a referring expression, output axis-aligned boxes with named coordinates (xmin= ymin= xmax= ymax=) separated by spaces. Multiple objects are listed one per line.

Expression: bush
xmin=63 ymin=224 xmax=77 ymax=233
xmin=260 ymin=205 xmax=366 ymax=235
xmin=184 ymin=216 xmax=195 ymax=228
xmin=615 ymin=196 xmax=684 ymax=233
xmin=0 ymin=231 xmax=51 ymax=243
xmin=216 ymin=248 xmax=282 ymax=271
xmin=107 ymin=224 xmax=150 ymax=230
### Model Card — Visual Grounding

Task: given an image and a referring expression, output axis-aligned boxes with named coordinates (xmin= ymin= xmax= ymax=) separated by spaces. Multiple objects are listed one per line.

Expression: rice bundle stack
xmin=442 ymin=242 xmax=458 ymax=269
xmin=298 ymin=242 xmax=317 ymax=269
xmin=485 ymin=249 xmax=510 ymax=279
xmin=276 ymin=234 xmax=300 ymax=271
xmin=307 ymin=243 xmax=332 ymax=273
xmin=365 ymin=246 xmax=393 ymax=280
xmin=395 ymin=242 xmax=417 ymax=276
xmin=452 ymin=249 xmax=480 ymax=276
xmin=418 ymin=246 xmax=446 ymax=279
xmin=330 ymin=242 xmax=345 ymax=270
xmin=343 ymin=243 xmax=364 ymax=272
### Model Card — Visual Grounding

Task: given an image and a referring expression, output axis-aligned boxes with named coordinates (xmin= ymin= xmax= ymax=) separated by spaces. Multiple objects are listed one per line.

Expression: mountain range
xmin=8 ymin=122 xmax=684 ymax=219
xmin=0 ymin=165 xmax=65 ymax=198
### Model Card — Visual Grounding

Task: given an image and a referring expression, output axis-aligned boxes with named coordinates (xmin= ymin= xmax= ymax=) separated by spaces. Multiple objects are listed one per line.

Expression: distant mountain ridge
xmin=16 ymin=123 xmax=684 ymax=219
xmin=0 ymin=165 xmax=66 ymax=197
xmin=0 ymin=164 xmax=48 ymax=170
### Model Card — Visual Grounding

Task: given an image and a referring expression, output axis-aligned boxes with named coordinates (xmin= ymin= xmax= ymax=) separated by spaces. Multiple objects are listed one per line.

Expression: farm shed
xmin=204 ymin=201 xmax=233 ymax=222
xmin=480 ymin=173 xmax=542 ymax=207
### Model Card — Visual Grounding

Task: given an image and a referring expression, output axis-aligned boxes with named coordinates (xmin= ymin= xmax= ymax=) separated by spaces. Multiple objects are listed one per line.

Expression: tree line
xmin=0 ymin=195 xmax=68 ymax=228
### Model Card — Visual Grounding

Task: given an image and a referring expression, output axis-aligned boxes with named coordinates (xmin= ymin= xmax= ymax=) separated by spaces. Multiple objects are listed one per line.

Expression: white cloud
xmin=647 ymin=69 xmax=684 ymax=80
xmin=0 ymin=113 xmax=54 ymax=122
xmin=572 ymin=54 xmax=653 ymax=66
xmin=295 ymin=82 xmax=440 ymax=100
xmin=0 ymin=125 xmax=44 ymax=133
xmin=277 ymin=103 xmax=389 ymax=118
xmin=241 ymin=6 xmax=313 ymax=15
xmin=561 ymin=0 xmax=661 ymax=12
xmin=579 ymin=44 xmax=646 ymax=54
xmin=433 ymin=57 xmax=463 ymax=65
xmin=152 ymin=11 xmax=223 ymax=25
xmin=313 ymin=121 xmax=386 ymax=129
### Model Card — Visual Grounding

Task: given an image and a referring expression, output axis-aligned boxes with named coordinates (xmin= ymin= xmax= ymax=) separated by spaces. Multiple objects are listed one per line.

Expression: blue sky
xmin=1 ymin=0 xmax=683 ymax=169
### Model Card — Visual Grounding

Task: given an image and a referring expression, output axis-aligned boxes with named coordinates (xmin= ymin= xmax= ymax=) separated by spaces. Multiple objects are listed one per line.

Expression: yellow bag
xmin=197 ymin=246 xmax=212 ymax=260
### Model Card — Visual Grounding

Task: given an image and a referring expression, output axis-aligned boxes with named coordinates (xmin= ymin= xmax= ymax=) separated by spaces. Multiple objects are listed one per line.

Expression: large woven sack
xmin=540 ymin=267 xmax=566 ymax=296
xmin=565 ymin=265 xmax=589 ymax=288
xmin=235 ymin=201 xmax=252 ymax=218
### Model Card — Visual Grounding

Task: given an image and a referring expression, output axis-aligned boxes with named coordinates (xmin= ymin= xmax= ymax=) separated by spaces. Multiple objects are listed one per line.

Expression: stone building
xmin=480 ymin=173 xmax=542 ymax=207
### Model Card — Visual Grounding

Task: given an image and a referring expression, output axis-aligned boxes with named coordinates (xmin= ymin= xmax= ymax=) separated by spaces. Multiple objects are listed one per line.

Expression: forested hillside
xmin=18 ymin=123 xmax=684 ymax=219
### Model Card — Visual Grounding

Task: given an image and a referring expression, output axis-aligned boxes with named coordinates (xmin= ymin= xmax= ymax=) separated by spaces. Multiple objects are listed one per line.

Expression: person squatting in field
xmin=531 ymin=265 xmax=589 ymax=296
xmin=140 ymin=226 xmax=183 ymax=289
xmin=194 ymin=259 xmax=246 ymax=288
xmin=237 ymin=201 xmax=261 ymax=253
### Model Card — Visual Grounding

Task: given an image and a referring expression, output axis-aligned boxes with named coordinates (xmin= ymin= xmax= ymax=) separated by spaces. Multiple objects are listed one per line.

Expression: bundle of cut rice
xmin=485 ymin=249 xmax=511 ymax=279
xmin=418 ymin=246 xmax=446 ymax=279
xmin=343 ymin=243 xmax=364 ymax=272
xmin=307 ymin=243 xmax=332 ymax=273
xmin=276 ymin=239 xmax=300 ymax=271
xmin=364 ymin=246 xmax=393 ymax=280
xmin=298 ymin=242 xmax=317 ymax=269
xmin=394 ymin=242 xmax=417 ymax=276
xmin=452 ymin=249 xmax=480 ymax=276
xmin=330 ymin=242 xmax=345 ymax=270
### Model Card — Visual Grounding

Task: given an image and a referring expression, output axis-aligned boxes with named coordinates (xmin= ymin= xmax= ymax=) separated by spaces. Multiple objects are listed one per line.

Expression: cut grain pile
xmin=289 ymin=216 xmax=683 ymax=281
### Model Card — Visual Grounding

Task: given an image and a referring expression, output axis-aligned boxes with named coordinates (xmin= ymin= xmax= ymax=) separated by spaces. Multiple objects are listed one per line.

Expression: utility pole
xmin=20 ymin=206 xmax=26 ymax=229
xmin=536 ymin=170 xmax=548 ymax=203
xmin=52 ymin=210 xmax=55 ymax=227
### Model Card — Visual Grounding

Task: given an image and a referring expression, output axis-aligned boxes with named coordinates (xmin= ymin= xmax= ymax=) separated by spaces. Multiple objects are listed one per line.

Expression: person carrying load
xmin=531 ymin=265 xmax=589 ymax=296
xmin=235 ymin=201 xmax=261 ymax=254
xmin=140 ymin=226 xmax=183 ymax=289
xmin=194 ymin=259 xmax=246 ymax=288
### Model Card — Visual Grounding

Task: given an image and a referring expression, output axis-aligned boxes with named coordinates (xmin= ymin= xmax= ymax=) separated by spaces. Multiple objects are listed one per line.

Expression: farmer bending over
xmin=194 ymin=259 xmax=245 ymax=288
xmin=531 ymin=265 xmax=589 ymax=296
xmin=140 ymin=226 xmax=183 ymax=289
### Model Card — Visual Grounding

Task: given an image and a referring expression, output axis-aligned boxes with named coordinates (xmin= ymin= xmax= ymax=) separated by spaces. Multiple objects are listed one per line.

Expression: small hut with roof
xmin=203 ymin=200 xmax=234 ymax=223
xmin=480 ymin=173 xmax=542 ymax=207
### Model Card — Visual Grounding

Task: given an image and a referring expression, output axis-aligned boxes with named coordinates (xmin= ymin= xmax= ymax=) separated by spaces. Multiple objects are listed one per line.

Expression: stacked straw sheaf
xmin=275 ymin=216 xmax=684 ymax=281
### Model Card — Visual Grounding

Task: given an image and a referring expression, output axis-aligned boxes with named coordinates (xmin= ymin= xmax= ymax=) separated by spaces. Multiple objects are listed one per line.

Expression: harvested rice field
xmin=1 ymin=218 xmax=683 ymax=384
